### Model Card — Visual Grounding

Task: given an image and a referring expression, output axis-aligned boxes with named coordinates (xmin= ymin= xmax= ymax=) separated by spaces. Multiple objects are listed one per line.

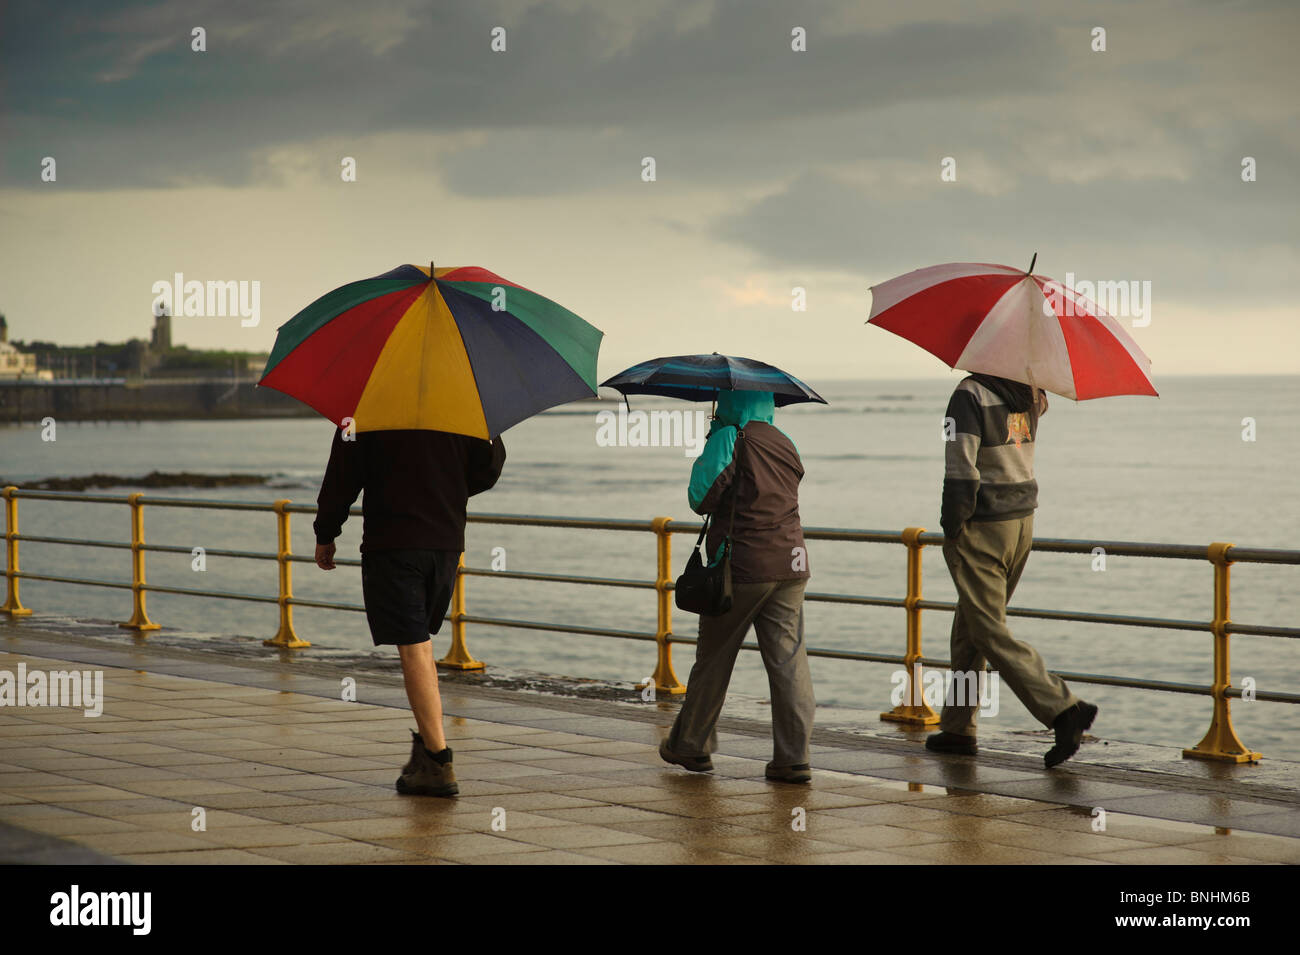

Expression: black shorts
xmin=360 ymin=548 xmax=461 ymax=647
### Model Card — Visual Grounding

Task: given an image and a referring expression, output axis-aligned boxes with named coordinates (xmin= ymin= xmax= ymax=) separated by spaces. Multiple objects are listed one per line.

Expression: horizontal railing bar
xmin=1236 ymin=688 xmax=1300 ymax=704
xmin=141 ymin=584 xmax=280 ymax=604
xmin=1226 ymin=622 xmax=1300 ymax=639
xmin=461 ymin=567 xmax=655 ymax=589
xmin=916 ymin=598 xmax=1211 ymax=633
xmin=142 ymin=544 xmax=274 ymax=560
xmin=7 ymin=489 xmax=135 ymax=506
xmin=806 ymin=591 xmax=906 ymax=609
xmin=286 ymin=597 xmax=366 ymax=613
xmin=1221 ymin=546 xmax=1300 ymax=565
xmin=1029 ymin=538 xmax=1208 ymax=560
xmin=460 ymin=614 xmax=658 ymax=642
xmin=285 ymin=554 xmax=361 ymax=568
xmin=802 ymin=527 xmax=916 ymax=544
xmin=13 ymin=571 xmax=133 ymax=590
xmin=467 ymin=513 xmax=661 ymax=532
xmin=805 ymin=646 xmax=904 ymax=663
xmin=1008 ymin=605 xmax=1210 ymax=632
xmin=135 ymin=495 xmax=272 ymax=512
xmin=6 ymin=488 xmax=274 ymax=511
xmin=17 ymin=535 xmax=134 ymax=551
xmin=13 ymin=534 xmax=356 ymax=566
xmin=11 ymin=570 xmax=278 ymax=605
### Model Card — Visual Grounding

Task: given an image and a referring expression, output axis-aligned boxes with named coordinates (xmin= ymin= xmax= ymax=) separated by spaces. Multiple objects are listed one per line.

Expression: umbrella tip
xmin=1027 ymin=252 xmax=1037 ymax=275
xmin=429 ymin=261 xmax=435 ymax=279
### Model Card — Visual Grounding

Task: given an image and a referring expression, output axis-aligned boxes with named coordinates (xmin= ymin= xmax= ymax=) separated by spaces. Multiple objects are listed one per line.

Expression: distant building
xmin=1 ymin=309 xmax=259 ymax=381
xmin=0 ymin=316 xmax=47 ymax=379
xmin=150 ymin=309 xmax=172 ymax=352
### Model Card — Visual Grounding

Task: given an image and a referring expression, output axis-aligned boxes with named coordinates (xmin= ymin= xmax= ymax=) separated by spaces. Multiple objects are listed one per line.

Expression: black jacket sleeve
xmin=314 ymin=428 xmax=364 ymax=545
xmin=466 ymin=436 xmax=506 ymax=497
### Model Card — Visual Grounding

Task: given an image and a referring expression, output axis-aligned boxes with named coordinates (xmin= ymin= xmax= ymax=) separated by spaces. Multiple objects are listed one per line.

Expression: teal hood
xmin=714 ymin=390 xmax=775 ymax=429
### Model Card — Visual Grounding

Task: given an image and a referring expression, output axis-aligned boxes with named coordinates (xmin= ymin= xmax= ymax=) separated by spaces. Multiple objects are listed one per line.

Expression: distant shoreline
xmin=0 ymin=471 xmax=273 ymax=492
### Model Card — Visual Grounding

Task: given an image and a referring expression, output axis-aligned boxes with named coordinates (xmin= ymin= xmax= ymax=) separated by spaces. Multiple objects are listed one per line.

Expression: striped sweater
xmin=941 ymin=375 xmax=1045 ymax=538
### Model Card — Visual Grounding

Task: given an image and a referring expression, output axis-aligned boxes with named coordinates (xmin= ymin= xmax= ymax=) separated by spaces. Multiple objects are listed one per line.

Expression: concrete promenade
xmin=2 ymin=617 xmax=1298 ymax=865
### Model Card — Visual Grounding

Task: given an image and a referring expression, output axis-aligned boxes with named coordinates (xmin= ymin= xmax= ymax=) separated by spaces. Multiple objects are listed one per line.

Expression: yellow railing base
xmin=641 ymin=680 xmax=687 ymax=697
xmin=263 ymin=632 xmax=310 ymax=649
xmin=2 ymin=606 xmax=33 ymax=617
xmin=437 ymin=657 xmax=485 ymax=671
xmin=1182 ymin=747 xmax=1262 ymax=764
xmin=118 ymin=621 xmax=161 ymax=633
xmin=879 ymin=706 xmax=940 ymax=726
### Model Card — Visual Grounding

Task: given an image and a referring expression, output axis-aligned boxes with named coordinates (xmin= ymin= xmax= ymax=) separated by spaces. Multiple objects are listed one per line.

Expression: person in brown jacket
xmin=660 ymin=390 xmax=815 ymax=783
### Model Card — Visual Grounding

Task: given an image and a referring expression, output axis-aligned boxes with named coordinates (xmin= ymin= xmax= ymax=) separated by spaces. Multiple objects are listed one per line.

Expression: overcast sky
xmin=2 ymin=0 xmax=1297 ymax=381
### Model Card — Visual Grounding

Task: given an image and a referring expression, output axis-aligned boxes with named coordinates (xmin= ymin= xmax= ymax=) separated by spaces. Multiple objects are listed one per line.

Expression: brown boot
xmin=396 ymin=742 xmax=458 ymax=797
xmin=401 ymin=730 xmax=424 ymax=776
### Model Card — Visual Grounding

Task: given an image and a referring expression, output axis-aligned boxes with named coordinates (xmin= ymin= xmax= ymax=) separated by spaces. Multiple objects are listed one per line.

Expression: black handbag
xmin=675 ymin=430 xmax=744 ymax=616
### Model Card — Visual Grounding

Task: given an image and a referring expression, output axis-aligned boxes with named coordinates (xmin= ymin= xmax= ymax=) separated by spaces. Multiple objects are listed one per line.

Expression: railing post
xmin=439 ymin=553 xmax=484 ymax=669
xmin=2 ymin=486 xmax=32 ymax=617
xmin=263 ymin=499 xmax=309 ymax=648
xmin=881 ymin=526 xmax=939 ymax=724
xmin=118 ymin=492 xmax=160 ymax=633
xmin=1183 ymin=542 xmax=1261 ymax=762
xmin=645 ymin=517 xmax=685 ymax=696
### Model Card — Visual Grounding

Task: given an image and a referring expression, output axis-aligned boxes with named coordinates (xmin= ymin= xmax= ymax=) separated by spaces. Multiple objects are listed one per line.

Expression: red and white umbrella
xmin=867 ymin=259 xmax=1157 ymax=399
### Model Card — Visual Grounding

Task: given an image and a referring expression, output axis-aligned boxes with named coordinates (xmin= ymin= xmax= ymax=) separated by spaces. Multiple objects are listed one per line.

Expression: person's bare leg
xmin=397 ymin=640 xmax=447 ymax=752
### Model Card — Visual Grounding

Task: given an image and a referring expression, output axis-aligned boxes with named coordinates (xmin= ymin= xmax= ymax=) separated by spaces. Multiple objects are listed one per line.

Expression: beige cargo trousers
xmin=940 ymin=514 xmax=1078 ymax=736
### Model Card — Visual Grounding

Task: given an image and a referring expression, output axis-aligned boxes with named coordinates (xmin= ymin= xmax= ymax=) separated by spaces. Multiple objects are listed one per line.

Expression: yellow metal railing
xmin=2 ymin=486 xmax=1298 ymax=763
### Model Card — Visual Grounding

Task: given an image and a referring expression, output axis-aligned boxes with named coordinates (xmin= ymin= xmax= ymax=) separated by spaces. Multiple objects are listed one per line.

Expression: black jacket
xmin=313 ymin=428 xmax=506 ymax=553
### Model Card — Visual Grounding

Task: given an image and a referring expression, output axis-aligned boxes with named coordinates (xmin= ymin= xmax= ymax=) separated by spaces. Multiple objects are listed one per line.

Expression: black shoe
xmin=925 ymin=731 xmax=978 ymax=756
xmin=1045 ymin=702 xmax=1098 ymax=769
xmin=659 ymin=739 xmax=713 ymax=773
xmin=765 ymin=762 xmax=812 ymax=784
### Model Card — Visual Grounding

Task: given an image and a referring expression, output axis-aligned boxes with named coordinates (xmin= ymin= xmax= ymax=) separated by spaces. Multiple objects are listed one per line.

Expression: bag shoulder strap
xmin=693 ymin=426 xmax=744 ymax=553
xmin=724 ymin=428 xmax=744 ymax=538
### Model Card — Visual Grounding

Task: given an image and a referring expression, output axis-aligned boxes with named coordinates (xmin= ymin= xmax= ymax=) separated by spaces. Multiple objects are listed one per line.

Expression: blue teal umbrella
xmin=601 ymin=353 xmax=826 ymax=406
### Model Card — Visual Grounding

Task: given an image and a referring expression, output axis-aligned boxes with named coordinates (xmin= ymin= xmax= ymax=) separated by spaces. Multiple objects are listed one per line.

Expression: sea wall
xmin=0 ymin=379 xmax=314 ymax=423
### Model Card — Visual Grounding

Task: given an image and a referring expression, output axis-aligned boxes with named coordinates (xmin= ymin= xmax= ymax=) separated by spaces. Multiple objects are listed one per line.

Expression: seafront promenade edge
xmin=2 ymin=615 xmax=1298 ymax=865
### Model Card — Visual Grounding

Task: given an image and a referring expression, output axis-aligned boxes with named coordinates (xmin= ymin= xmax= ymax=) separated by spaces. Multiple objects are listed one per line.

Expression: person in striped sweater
xmin=926 ymin=373 xmax=1098 ymax=769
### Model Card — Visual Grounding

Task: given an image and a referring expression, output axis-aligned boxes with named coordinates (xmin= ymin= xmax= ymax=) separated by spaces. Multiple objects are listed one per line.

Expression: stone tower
xmin=150 ymin=307 xmax=172 ymax=352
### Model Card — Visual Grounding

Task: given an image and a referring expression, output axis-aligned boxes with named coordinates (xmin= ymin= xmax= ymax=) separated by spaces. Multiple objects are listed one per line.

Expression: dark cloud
xmin=710 ymin=165 xmax=1296 ymax=305
xmin=1 ymin=0 xmax=1056 ymax=189
xmin=1 ymin=0 xmax=1294 ymax=312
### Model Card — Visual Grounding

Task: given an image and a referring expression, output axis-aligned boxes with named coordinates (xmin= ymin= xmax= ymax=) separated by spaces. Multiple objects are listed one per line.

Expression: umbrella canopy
xmin=601 ymin=353 xmax=826 ymax=406
xmin=867 ymin=260 xmax=1157 ymax=399
xmin=259 ymin=264 xmax=603 ymax=438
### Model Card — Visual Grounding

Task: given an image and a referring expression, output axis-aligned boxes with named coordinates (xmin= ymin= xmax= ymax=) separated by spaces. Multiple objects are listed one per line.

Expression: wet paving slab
xmin=3 ymin=616 xmax=1299 ymax=865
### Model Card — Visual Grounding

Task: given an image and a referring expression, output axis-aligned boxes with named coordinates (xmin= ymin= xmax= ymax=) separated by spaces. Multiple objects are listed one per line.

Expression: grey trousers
xmin=666 ymin=578 xmax=814 ymax=767
xmin=939 ymin=515 xmax=1078 ymax=736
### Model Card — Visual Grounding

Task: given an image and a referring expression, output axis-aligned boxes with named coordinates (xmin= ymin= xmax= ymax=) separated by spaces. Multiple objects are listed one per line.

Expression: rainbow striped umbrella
xmin=259 ymin=264 xmax=603 ymax=438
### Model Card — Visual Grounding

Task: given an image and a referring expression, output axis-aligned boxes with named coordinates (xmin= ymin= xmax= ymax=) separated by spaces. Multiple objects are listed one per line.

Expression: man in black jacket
xmin=314 ymin=427 xmax=505 ymax=796
xmin=925 ymin=374 xmax=1097 ymax=768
